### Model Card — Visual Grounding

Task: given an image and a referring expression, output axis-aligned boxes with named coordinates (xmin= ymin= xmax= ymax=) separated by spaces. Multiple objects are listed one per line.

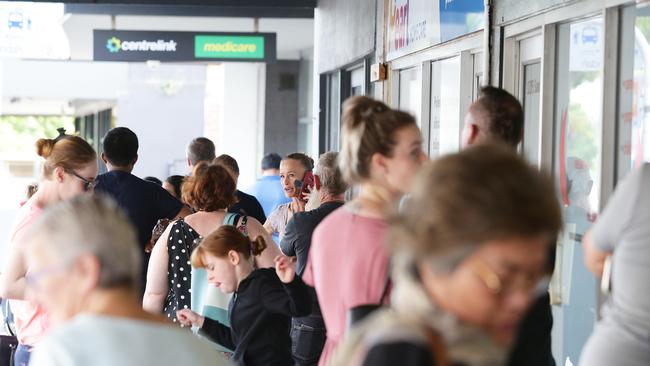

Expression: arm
xmin=177 ymin=309 xmax=236 ymax=350
xmin=0 ymin=243 xmax=27 ymax=300
xmin=143 ymin=223 xmax=173 ymax=313
xmin=279 ymin=216 xmax=299 ymax=257
xmin=247 ymin=217 xmax=281 ymax=268
xmin=260 ymin=257 xmax=311 ymax=317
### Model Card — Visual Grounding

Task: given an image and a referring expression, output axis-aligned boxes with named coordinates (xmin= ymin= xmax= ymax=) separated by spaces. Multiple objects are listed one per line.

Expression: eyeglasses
xmin=471 ymin=258 xmax=542 ymax=296
xmin=65 ymin=169 xmax=96 ymax=191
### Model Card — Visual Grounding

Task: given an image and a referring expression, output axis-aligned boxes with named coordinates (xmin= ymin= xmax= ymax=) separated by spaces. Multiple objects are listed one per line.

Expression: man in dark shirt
xmin=213 ymin=154 xmax=267 ymax=225
xmin=280 ymin=151 xmax=347 ymax=366
xmin=462 ymin=86 xmax=555 ymax=366
xmin=95 ymin=127 xmax=191 ymax=295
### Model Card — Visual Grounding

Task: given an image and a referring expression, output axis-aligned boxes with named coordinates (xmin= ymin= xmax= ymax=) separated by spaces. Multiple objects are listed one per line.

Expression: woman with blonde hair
xmin=0 ymin=131 xmax=97 ymax=365
xmin=264 ymin=152 xmax=314 ymax=241
xmin=331 ymin=144 xmax=562 ymax=366
xmin=302 ymin=96 xmax=427 ymax=365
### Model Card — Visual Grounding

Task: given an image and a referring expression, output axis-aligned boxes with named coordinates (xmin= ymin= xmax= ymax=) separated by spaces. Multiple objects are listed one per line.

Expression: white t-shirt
xmin=30 ymin=314 xmax=228 ymax=366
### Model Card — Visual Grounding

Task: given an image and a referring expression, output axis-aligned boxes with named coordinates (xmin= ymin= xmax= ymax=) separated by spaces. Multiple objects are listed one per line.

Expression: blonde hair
xmin=338 ymin=96 xmax=416 ymax=184
xmin=26 ymin=194 xmax=141 ymax=288
xmin=36 ymin=135 xmax=96 ymax=179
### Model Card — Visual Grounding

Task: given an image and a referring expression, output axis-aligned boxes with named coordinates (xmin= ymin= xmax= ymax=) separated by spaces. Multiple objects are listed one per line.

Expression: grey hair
xmin=316 ymin=152 xmax=348 ymax=196
xmin=187 ymin=137 xmax=216 ymax=166
xmin=25 ymin=194 xmax=141 ymax=289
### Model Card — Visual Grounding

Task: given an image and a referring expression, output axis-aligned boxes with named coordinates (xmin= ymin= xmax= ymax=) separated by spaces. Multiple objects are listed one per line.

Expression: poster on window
xmin=387 ymin=0 xmax=484 ymax=61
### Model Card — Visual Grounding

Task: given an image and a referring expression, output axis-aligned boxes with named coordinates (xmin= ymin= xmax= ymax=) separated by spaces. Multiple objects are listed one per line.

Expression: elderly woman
xmin=331 ymin=144 xmax=562 ymax=366
xmin=21 ymin=195 xmax=225 ymax=366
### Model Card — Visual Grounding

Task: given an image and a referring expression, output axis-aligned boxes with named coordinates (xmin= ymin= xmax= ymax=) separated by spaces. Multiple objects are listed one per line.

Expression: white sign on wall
xmin=569 ymin=20 xmax=603 ymax=72
xmin=387 ymin=0 xmax=484 ymax=61
xmin=0 ymin=2 xmax=70 ymax=59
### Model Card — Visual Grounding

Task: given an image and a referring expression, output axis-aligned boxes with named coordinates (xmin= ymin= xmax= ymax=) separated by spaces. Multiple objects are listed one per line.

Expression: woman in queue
xmin=0 ymin=132 xmax=97 ymax=365
xmin=24 ymin=195 xmax=225 ymax=366
xmin=264 ymin=153 xmax=314 ymax=241
xmin=302 ymin=96 xmax=428 ymax=365
xmin=176 ymin=225 xmax=311 ymax=365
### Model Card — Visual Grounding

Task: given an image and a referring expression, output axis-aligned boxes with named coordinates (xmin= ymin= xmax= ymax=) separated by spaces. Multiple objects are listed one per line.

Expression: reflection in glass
xmin=552 ymin=17 xmax=603 ymax=366
xmin=618 ymin=5 xmax=650 ymax=181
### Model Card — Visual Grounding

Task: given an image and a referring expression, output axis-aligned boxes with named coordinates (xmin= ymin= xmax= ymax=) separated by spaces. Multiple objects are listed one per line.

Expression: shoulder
xmin=363 ymin=342 xmax=434 ymax=366
xmin=237 ymin=190 xmax=256 ymax=202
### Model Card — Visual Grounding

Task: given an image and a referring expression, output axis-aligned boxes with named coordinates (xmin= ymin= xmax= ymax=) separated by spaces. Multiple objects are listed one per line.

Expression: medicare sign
xmin=94 ymin=30 xmax=276 ymax=62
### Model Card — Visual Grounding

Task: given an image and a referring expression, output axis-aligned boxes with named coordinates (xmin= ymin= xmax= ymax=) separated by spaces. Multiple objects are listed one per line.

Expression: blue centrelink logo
xmin=106 ymin=37 xmax=121 ymax=53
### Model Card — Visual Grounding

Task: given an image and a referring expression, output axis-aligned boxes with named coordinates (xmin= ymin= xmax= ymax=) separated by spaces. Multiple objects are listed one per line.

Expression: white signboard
xmin=569 ymin=20 xmax=603 ymax=72
xmin=0 ymin=2 xmax=70 ymax=59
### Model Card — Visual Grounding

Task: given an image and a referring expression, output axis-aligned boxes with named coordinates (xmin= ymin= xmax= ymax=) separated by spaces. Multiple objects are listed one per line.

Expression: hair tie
xmin=54 ymin=128 xmax=67 ymax=142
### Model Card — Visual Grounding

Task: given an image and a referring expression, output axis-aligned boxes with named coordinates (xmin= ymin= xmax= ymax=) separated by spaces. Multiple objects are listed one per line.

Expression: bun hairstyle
xmin=182 ymin=162 xmax=237 ymax=212
xmin=284 ymin=153 xmax=314 ymax=172
xmin=36 ymin=129 xmax=97 ymax=179
xmin=191 ymin=225 xmax=267 ymax=268
xmin=338 ymin=96 xmax=416 ymax=184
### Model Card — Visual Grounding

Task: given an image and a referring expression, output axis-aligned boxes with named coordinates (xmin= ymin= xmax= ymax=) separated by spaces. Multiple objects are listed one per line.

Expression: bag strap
xmin=423 ymin=327 xmax=449 ymax=366
xmin=378 ymin=265 xmax=391 ymax=304
xmin=3 ymin=300 xmax=15 ymax=337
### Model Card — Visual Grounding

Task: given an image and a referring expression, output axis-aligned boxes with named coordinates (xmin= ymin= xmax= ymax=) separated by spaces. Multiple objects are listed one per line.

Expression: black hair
xmin=261 ymin=153 xmax=282 ymax=170
xmin=165 ymin=175 xmax=185 ymax=199
xmin=103 ymin=127 xmax=138 ymax=167
xmin=144 ymin=176 xmax=162 ymax=186
xmin=472 ymin=86 xmax=524 ymax=147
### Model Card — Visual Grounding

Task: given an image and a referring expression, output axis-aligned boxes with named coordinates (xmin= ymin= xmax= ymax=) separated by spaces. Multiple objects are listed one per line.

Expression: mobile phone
xmin=296 ymin=171 xmax=316 ymax=202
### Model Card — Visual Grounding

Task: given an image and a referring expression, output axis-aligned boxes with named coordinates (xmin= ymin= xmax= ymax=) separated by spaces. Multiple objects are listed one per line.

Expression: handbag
xmin=346 ymin=272 xmax=391 ymax=329
xmin=1 ymin=301 xmax=17 ymax=366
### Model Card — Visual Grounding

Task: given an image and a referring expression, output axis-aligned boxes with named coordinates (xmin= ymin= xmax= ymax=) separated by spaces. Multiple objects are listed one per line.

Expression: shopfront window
xmin=522 ymin=61 xmax=542 ymax=164
xmin=618 ymin=5 xmax=650 ymax=182
xmin=398 ymin=67 xmax=423 ymax=125
xmin=430 ymin=56 xmax=461 ymax=156
xmin=552 ymin=17 xmax=603 ymax=366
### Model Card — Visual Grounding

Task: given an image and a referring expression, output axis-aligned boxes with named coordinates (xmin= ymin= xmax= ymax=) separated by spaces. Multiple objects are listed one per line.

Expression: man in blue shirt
xmin=95 ymin=127 xmax=191 ymax=295
xmin=246 ymin=153 xmax=291 ymax=217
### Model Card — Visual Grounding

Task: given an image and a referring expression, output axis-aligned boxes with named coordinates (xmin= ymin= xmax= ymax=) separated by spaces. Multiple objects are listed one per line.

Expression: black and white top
xmin=164 ymin=219 xmax=200 ymax=322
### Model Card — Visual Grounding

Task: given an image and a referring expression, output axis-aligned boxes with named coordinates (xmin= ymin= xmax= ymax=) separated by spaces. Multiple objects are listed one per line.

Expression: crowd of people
xmin=0 ymin=86 xmax=647 ymax=366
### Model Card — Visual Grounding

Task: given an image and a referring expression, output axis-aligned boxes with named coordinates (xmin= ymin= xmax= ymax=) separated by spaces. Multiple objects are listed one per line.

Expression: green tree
xmin=0 ymin=116 xmax=74 ymax=153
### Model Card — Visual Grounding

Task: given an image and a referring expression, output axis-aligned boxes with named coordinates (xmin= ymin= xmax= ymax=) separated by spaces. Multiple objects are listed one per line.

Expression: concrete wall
xmin=118 ymin=63 xmax=206 ymax=180
xmin=316 ymin=0 xmax=377 ymax=73
xmin=264 ymin=60 xmax=300 ymax=157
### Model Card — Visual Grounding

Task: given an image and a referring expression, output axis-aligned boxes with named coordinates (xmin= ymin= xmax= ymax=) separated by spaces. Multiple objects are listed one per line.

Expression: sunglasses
xmin=65 ymin=169 xmax=97 ymax=191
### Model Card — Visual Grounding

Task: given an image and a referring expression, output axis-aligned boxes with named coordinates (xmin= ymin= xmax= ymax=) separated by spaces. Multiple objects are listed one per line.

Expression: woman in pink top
xmin=0 ymin=131 xmax=97 ymax=366
xmin=302 ymin=96 xmax=427 ymax=365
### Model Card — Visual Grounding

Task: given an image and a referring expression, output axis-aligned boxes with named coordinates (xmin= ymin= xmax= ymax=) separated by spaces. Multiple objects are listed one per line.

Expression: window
xmin=398 ymin=67 xmax=423 ymax=125
xmin=552 ymin=17 xmax=603 ymax=366
xmin=430 ymin=57 xmax=461 ymax=156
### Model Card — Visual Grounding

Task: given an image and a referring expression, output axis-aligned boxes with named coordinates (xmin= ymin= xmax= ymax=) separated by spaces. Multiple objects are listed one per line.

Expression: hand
xmin=176 ymin=309 xmax=205 ymax=328
xmin=300 ymin=185 xmax=313 ymax=204
xmin=275 ymin=255 xmax=296 ymax=284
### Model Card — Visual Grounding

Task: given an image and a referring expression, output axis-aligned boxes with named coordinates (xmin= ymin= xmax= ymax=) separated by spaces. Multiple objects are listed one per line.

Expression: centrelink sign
xmin=94 ymin=30 xmax=276 ymax=62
